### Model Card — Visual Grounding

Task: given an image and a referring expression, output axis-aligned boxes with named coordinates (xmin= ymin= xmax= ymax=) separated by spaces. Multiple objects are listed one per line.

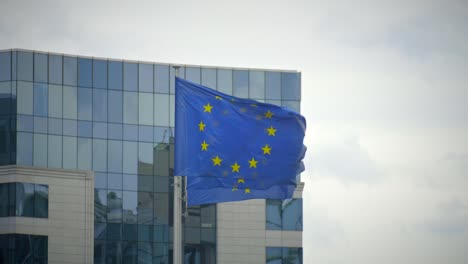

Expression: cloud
xmin=420 ymin=198 xmax=468 ymax=236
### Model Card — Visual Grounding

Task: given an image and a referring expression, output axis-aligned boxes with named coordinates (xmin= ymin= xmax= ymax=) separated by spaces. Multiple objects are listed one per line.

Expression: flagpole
xmin=173 ymin=65 xmax=183 ymax=264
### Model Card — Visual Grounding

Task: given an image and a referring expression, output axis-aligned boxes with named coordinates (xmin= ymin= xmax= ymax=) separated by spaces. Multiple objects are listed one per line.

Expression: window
xmin=0 ymin=51 xmax=11 ymax=81
xmin=48 ymin=54 xmax=62 ymax=85
xmin=0 ymin=234 xmax=48 ymax=264
xmin=0 ymin=182 xmax=49 ymax=218
xmin=281 ymin=72 xmax=301 ymax=100
xmin=34 ymin=53 xmax=48 ymax=83
xmin=93 ymin=59 xmax=107 ymax=89
xmin=266 ymin=199 xmax=302 ymax=231
xmin=266 ymin=247 xmax=303 ymax=264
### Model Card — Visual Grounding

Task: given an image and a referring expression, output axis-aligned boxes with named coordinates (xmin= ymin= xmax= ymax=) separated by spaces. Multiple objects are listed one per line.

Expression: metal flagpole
xmin=173 ymin=65 xmax=183 ymax=264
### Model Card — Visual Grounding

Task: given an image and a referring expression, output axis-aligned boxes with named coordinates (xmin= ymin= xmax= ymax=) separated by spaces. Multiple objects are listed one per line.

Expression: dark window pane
xmin=0 ymin=183 xmax=8 ymax=216
xmin=266 ymin=200 xmax=282 ymax=230
xmin=93 ymin=59 xmax=107 ymax=89
xmin=153 ymin=225 xmax=168 ymax=243
xmin=282 ymin=199 xmax=303 ymax=231
xmin=0 ymin=51 xmax=11 ymax=81
xmin=185 ymin=206 xmax=201 ymax=228
xmin=139 ymin=63 xmax=153 ymax=92
xmin=233 ymin=70 xmax=248 ymax=98
xmin=107 ymin=224 xmax=122 ymax=240
xmin=34 ymin=83 xmax=48 ymax=116
xmin=93 ymin=89 xmax=108 ymax=122
xmin=16 ymin=182 xmax=35 ymax=217
xmin=95 ymin=223 xmax=107 ymax=239
xmin=108 ymin=90 xmax=123 ymax=123
xmin=122 ymin=240 xmax=138 ymax=264
xmin=78 ymin=87 xmax=92 ymax=120
xmin=17 ymin=51 xmax=33 ymax=81
xmin=34 ymin=184 xmax=48 ymax=218
xmin=109 ymin=61 xmax=123 ymax=90
xmin=32 ymin=235 xmax=48 ymax=264
xmin=48 ymin=54 xmax=62 ymax=84
xmin=266 ymin=247 xmax=282 ymax=264
xmin=184 ymin=227 xmax=200 ymax=244
xmin=17 ymin=132 xmax=33 ymax=165
xmin=123 ymin=191 xmax=138 ymax=224
xmin=201 ymin=228 xmax=216 ymax=244
xmin=124 ymin=62 xmax=138 ymax=91
xmin=106 ymin=240 xmax=122 ymax=263
xmin=249 ymin=70 xmax=265 ymax=99
xmin=155 ymin=64 xmax=169 ymax=93
xmin=281 ymin=72 xmax=301 ymax=100
xmin=108 ymin=140 xmax=123 ymax=173
xmin=153 ymin=242 xmax=169 ymax=263
xmin=201 ymin=204 xmax=216 ymax=228
xmin=107 ymin=190 xmax=123 ymax=223
xmin=63 ymin=56 xmax=77 ymax=86
xmin=154 ymin=176 xmax=169 ymax=193
xmin=34 ymin=53 xmax=48 ymax=83
xmin=266 ymin=72 xmax=281 ymax=100
xmin=138 ymin=241 xmax=152 ymax=262
xmin=78 ymin=58 xmax=92 ymax=87
xmin=138 ymin=142 xmax=153 ymax=176
xmin=0 ymin=82 xmax=11 ymax=114
xmin=138 ymin=192 xmax=153 ymax=224
xmin=154 ymin=193 xmax=169 ymax=225
xmin=123 ymin=224 xmax=138 ymax=241
xmin=94 ymin=240 xmax=106 ymax=264
xmin=95 ymin=189 xmax=108 ymax=222
xmin=138 ymin=175 xmax=153 ymax=192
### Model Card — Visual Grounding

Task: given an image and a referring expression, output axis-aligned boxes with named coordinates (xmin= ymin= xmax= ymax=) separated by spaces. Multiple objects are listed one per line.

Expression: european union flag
xmin=175 ymin=77 xmax=306 ymax=205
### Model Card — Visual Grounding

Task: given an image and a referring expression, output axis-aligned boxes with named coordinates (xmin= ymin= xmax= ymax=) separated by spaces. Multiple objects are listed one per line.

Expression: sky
xmin=1 ymin=0 xmax=467 ymax=263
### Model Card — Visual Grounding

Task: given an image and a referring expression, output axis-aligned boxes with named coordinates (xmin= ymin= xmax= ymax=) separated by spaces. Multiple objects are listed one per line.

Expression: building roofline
xmin=1 ymin=48 xmax=301 ymax=73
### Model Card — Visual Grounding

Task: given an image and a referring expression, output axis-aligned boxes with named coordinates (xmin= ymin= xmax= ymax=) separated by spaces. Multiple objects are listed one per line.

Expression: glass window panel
xmin=138 ymin=93 xmax=153 ymax=125
xmin=139 ymin=63 xmax=153 ymax=92
xmin=170 ymin=65 xmax=185 ymax=94
xmin=233 ymin=70 xmax=248 ymax=98
xmin=138 ymin=175 xmax=153 ymax=192
xmin=186 ymin=67 xmax=201 ymax=84
xmin=33 ymin=116 xmax=47 ymax=134
xmin=201 ymin=68 xmax=216 ymax=89
xmin=122 ymin=240 xmax=138 ymax=263
xmin=48 ymin=54 xmax=62 ymax=85
xmin=265 ymin=72 xmax=281 ymax=100
xmin=123 ymin=91 xmax=138 ymax=124
xmin=249 ymin=70 xmax=265 ymax=99
xmin=200 ymin=204 xmax=216 ymax=228
xmin=108 ymin=61 xmax=123 ymax=90
xmin=108 ymin=140 xmax=123 ymax=173
xmin=266 ymin=200 xmax=282 ymax=230
xmin=0 ymin=51 xmax=11 ymax=81
xmin=201 ymin=228 xmax=216 ymax=244
xmin=48 ymin=135 xmax=62 ymax=168
xmin=7 ymin=183 xmax=15 ymax=216
xmin=124 ymin=62 xmax=138 ymax=91
xmin=12 ymin=50 xmax=16 ymax=80
xmin=266 ymin=247 xmax=282 ymax=264
xmin=154 ymin=176 xmax=169 ymax=193
xmin=17 ymin=51 xmax=33 ymax=81
xmin=281 ymin=72 xmax=301 ymax=100
xmin=123 ymin=124 xmax=138 ymax=141
xmin=153 ymin=242 xmax=169 ymax=263
xmin=138 ymin=142 xmax=153 ymax=176
xmin=185 ymin=206 xmax=201 ymax=227
xmin=34 ymin=83 xmax=48 ymax=116
xmin=93 ymin=89 xmax=107 ymax=122
xmin=34 ymin=184 xmax=48 ymax=218
xmin=33 ymin=235 xmax=48 ymax=263
xmin=95 ymin=223 xmax=107 ymax=239
xmin=154 ymin=94 xmax=169 ymax=127
xmin=17 ymin=114 xmax=34 ymax=132
xmin=78 ymin=87 xmax=92 ymax=120
xmin=94 ymin=240 xmax=106 ymax=264
xmin=153 ymin=225 xmax=169 ymax=243
xmin=284 ymin=247 xmax=302 ymax=264
xmin=138 ymin=125 xmax=153 ymax=142
xmin=123 ymin=174 xmax=137 ymax=191
xmin=93 ymin=122 xmax=107 ymax=139
xmin=154 ymin=193 xmax=169 ymax=225
xmin=138 ymin=192 xmax=153 ymax=224
xmin=266 ymin=99 xmax=282 ymax=107
xmin=217 ymin=69 xmax=233 ymax=95
xmin=17 ymin=81 xmax=33 ymax=115
xmin=93 ymin=139 xmax=107 ymax=172
xmin=108 ymin=90 xmax=123 ymax=123
xmin=184 ymin=227 xmax=201 ymax=244
xmin=107 ymin=223 xmax=122 ymax=240
xmin=63 ymin=86 xmax=78 ymax=119
xmin=63 ymin=119 xmax=77 ymax=136
xmin=123 ymin=191 xmax=138 ymax=224
xmin=95 ymin=172 xmax=107 ymax=189
xmin=138 ymin=241 xmax=153 ymax=264
xmin=77 ymin=137 xmax=92 ymax=170
xmin=0 ymin=82 xmax=11 ymax=114
xmin=169 ymin=95 xmax=175 ymax=127
xmin=93 ymin=59 xmax=107 ymax=89
xmin=106 ymin=241 xmax=122 ymax=263
xmin=123 ymin=141 xmax=138 ymax=174
xmin=153 ymin=126 xmax=169 ymax=143
xmin=33 ymin=133 xmax=47 ymax=167
xmin=108 ymin=123 xmax=123 ymax=140
xmin=108 ymin=173 xmax=123 ymax=190
xmin=0 ymin=183 xmax=8 ymax=216
xmin=78 ymin=120 xmax=92 ymax=138
xmin=62 ymin=136 xmax=77 ymax=169
xmin=282 ymin=199 xmax=303 ymax=231
xmin=282 ymin=100 xmax=301 ymax=113
xmin=34 ymin=53 xmax=48 ymax=83
xmin=48 ymin=118 xmax=62 ymax=135
xmin=155 ymin=64 xmax=169 ymax=93
xmin=18 ymin=133 xmax=33 ymax=166
xmin=107 ymin=191 xmax=123 ymax=223
xmin=16 ymin=182 xmax=34 ymax=217
xmin=78 ymin=58 xmax=92 ymax=87
xmin=48 ymin=84 xmax=62 ymax=118
xmin=63 ymin=56 xmax=77 ymax=86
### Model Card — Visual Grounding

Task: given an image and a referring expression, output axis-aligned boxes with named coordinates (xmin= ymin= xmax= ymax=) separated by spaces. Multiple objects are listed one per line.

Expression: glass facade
xmin=0 ymin=234 xmax=48 ymax=264
xmin=0 ymin=50 xmax=302 ymax=264
xmin=266 ymin=247 xmax=302 ymax=264
xmin=0 ymin=182 xmax=49 ymax=218
xmin=266 ymin=199 xmax=303 ymax=231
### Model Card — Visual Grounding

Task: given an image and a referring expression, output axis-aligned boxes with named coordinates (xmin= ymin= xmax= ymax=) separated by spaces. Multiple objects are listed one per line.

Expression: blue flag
xmin=175 ymin=77 xmax=306 ymax=205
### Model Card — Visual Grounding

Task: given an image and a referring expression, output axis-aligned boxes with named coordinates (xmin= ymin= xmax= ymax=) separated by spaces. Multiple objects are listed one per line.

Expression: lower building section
xmin=0 ymin=233 xmax=48 ymax=263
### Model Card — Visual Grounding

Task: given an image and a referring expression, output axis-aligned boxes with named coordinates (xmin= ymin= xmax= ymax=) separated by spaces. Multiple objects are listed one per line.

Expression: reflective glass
xmin=153 ymin=142 xmax=170 ymax=177
xmin=33 ymin=134 xmax=47 ymax=167
xmin=154 ymin=193 xmax=169 ymax=225
xmin=48 ymin=54 xmax=62 ymax=84
xmin=93 ymin=59 xmax=107 ymax=89
xmin=95 ymin=190 xmax=108 ymax=222
xmin=107 ymin=223 xmax=123 ymax=240
xmin=95 ymin=223 xmax=107 ymax=239
xmin=34 ymin=53 xmax=48 ymax=83
xmin=138 ymin=192 xmax=153 ymax=224
xmin=266 ymin=247 xmax=282 ymax=264
xmin=62 ymin=136 xmax=77 ymax=169
xmin=281 ymin=72 xmax=301 ymax=100
xmin=153 ymin=126 xmax=169 ymax=143
xmin=138 ymin=142 xmax=153 ymax=176
xmin=139 ymin=93 xmax=153 ymax=125
xmin=138 ymin=241 xmax=153 ymax=262
xmin=108 ymin=173 xmax=123 ymax=190
xmin=16 ymin=182 xmax=34 ymax=217
xmin=34 ymin=184 xmax=48 ymax=218
xmin=0 ymin=51 xmax=11 ymax=81
xmin=154 ymin=94 xmax=169 ymax=127
xmin=17 ymin=81 xmax=33 ymax=115
xmin=123 ymin=124 xmax=138 ymax=141
xmin=200 ymin=204 xmax=216 ymax=228
xmin=93 ymin=139 xmax=107 ymax=172
xmin=48 ymin=135 xmax=62 ymax=168
xmin=17 ymin=132 xmax=33 ymax=165
xmin=108 ymin=123 xmax=123 ymax=140
xmin=93 ymin=89 xmax=107 ymax=122
xmin=265 ymin=72 xmax=281 ymax=100
xmin=123 ymin=91 xmax=138 ymax=124
xmin=185 ymin=206 xmax=201 ymax=227
xmin=139 ymin=63 xmax=153 ymax=92
xmin=33 ymin=116 xmax=47 ymax=134
xmin=122 ymin=240 xmax=138 ymax=263
xmin=17 ymin=51 xmax=33 ymax=81
xmin=123 ymin=191 xmax=138 ymax=224
xmin=282 ymin=199 xmax=303 ymax=231
xmin=48 ymin=84 xmax=62 ymax=118
xmin=154 ymin=243 xmax=169 ymax=263
xmin=201 ymin=68 xmax=216 ymax=89
xmin=108 ymin=61 xmax=123 ymax=90
xmin=217 ymin=69 xmax=232 ymax=95
xmin=34 ymin=83 xmax=48 ymax=116
xmin=138 ymin=125 xmax=153 ymax=142
xmin=170 ymin=65 xmax=185 ymax=94
xmin=169 ymin=95 xmax=175 ymax=127
xmin=78 ymin=87 xmax=92 ymax=120
xmin=153 ymin=225 xmax=169 ymax=243
xmin=107 ymin=190 xmax=123 ymax=223
xmin=95 ymin=172 xmax=107 ymax=189
xmin=201 ymin=228 xmax=216 ymax=244
xmin=108 ymin=90 xmax=123 ymax=123
xmin=63 ymin=119 xmax=77 ymax=136
xmin=94 ymin=240 xmax=106 ymax=264
xmin=78 ymin=120 xmax=92 ymax=138
xmin=77 ymin=137 xmax=92 ymax=170
xmin=233 ymin=70 xmax=248 ymax=98
xmin=155 ymin=64 xmax=169 ymax=93
xmin=249 ymin=70 xmax=265 ymax=99
xmin=186 ymin=67 xmax=201 ymax=84
xmin=48 ymin=117 xmax=62 ymax=135
xmin=78 ymin=58 xmax=92 ymax=87
xmin=11 ymin=51 xmax=16 ymax=80
xmin=0 ymin=183 xmax=8 ymax=216
xmin=108 ymin=140 xmax=123 ymax=173
xmin=154 ymin=176 xmax=169 ymax=193
xmin=0 ymin=82 xmax=11 ymax=114
xmin=106 ymin=240 xmax=122 ymax=263
xmin=283 ymin=247 xmax=302 ymax=264
xmin=93 ymin=122 xmax=107 ymax=139
xmin=63 ymin=86 xmax=78 ymax=119
xmin=266 ymin=199 xmax=282 ymax=230
xmin=123 ymin=141 xmax=138 ymax=174
xmin=184 ymin=227 xmax=200 ymax=244
xmin=63 ymin=56 xmax=77 ymax=86
xmin=123 ymin=174 xmax=137 ymax=191
xmin=124 ymin=62 xmax=138 ymax=91
xmin=138 ymin=175 xmax=153 ymax=192
xmin=17 ymin=115 xmax=33 ymax=132
xmin=282 ymin=100 xmax=301 ymax=113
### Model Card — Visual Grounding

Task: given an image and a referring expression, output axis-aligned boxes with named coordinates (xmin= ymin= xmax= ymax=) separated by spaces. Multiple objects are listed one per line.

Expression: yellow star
xmin=201 ymin=140 xmax=209 ymax=151
xmin=215 ymin=96 xmax=222 ymax=100
xmin=203 ymin=103 xmax=213 ymax=113
xmin=212 ymin=156 xmax=222 ymax=166
xmin=237 ymin=178 xmax=245 ymax=184
xmin=262 ymin=144 xmax=272 ymax=155
xmin=267 ymin=126 xmax=276 ymax=136
xmin=265 ymin=110 xmax=273 ymax=119
xmin=245 ymin=188 xmax=251 ymax=194
xmin=231 ymin=162 xmax=240 ymax=173
xmin=198 ymin=121 xmax=206 ymax=131
xmin=232 ymin=187 xmax=238 ymax=191
xmin=248 ymin=157 xmax=258 ymax=168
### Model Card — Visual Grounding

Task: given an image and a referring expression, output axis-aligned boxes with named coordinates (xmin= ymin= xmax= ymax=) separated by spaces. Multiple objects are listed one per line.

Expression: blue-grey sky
xmin=2 ymin=0 xmax=467 ymax=263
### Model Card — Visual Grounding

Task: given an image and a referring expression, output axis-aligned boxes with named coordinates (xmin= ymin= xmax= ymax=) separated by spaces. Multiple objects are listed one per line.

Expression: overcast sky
xmin=1 ymin=0 xmax=467 ymax=263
